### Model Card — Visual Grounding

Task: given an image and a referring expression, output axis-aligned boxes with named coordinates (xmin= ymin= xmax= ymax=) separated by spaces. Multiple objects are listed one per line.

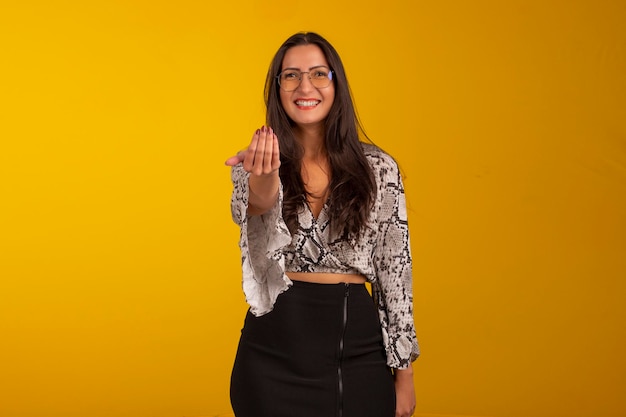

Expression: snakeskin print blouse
xmin=230 ymin=143 xmax=419 ymax=369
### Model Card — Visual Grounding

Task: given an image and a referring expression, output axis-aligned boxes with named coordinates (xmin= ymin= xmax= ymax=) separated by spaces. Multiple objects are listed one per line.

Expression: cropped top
xmin=230 ymin=143 xmax=419 ymax=369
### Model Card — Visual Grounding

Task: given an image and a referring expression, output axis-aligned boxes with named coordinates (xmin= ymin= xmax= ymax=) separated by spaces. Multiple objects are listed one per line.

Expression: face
xmin=279 ymin=44 xmax=335 ymax=129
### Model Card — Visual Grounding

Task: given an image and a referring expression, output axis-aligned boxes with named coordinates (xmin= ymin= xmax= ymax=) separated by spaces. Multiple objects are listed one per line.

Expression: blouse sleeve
xmin=230 ymin=163 xmax=293 ymax=316
xmin=370 ymin=155 xmax=420 ymax=369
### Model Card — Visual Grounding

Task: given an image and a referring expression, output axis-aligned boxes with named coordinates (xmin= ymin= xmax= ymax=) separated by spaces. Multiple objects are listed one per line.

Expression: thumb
xmin=224 ymin=151 xmax=245 ymax=166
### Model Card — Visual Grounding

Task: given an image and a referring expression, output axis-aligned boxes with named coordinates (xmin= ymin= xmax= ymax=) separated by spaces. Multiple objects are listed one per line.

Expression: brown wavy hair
xmin=264 ymin=32 xmax=376 ymax=240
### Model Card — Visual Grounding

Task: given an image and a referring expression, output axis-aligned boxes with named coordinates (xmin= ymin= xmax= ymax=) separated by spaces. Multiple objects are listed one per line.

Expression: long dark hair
xmin=264 ymin=32 xmax=376 ymax=240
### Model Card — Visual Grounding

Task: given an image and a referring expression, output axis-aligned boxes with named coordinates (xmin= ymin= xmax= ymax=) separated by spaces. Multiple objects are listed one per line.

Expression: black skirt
xmin=230 ymin=280 xmax=395 ymax=417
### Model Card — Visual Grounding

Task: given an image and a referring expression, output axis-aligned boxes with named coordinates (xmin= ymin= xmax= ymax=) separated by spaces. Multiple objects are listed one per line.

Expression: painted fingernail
xmin=256 ymin=129 xmax=260 ymax=135
xmin=262 ymin=126 xmax=266 ymax=133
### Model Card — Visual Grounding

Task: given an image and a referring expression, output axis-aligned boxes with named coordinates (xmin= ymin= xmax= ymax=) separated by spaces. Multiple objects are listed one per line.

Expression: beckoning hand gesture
xmin=225 ymin=126 xmax=281 ymax=176
xmin=225 ymin=126 xmax=281 ymax=216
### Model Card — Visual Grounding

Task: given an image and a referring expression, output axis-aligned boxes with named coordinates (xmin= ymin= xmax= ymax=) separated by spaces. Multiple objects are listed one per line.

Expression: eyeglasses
xmin=276 ymin=67 xmax=334 ymax=92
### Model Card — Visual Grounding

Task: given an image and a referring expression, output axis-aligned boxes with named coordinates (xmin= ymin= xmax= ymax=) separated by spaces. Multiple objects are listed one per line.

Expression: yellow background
xmin=1 ymin=1 xmax=625 ymax=417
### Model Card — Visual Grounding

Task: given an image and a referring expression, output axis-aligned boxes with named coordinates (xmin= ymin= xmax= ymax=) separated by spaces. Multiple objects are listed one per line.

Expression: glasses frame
xmin=276 ymin=67 xmax=334 ymax=92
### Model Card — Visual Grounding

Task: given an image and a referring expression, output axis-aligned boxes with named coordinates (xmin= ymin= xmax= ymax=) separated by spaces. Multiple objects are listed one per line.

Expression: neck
xmin=294 ymin=124 xmax=326 ymax=160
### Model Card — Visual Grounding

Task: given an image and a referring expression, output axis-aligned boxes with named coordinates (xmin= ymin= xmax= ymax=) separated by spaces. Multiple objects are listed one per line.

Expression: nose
xmin=296 ymin=73 xmax=315 ymax=93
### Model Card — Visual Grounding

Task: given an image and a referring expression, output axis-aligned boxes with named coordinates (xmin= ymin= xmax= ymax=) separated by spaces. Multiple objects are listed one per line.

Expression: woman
xmin=225 ymin=32 xmax=419 ymax=417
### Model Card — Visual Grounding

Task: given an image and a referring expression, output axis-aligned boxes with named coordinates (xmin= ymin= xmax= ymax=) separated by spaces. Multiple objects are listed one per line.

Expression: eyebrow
xmin=281 ymin=65 xmax=330 ymax=71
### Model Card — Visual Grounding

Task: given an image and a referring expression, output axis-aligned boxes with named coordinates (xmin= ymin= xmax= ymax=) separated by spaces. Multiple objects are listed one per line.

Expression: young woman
xmin=225 ymin=32 xmax=419 ymax=417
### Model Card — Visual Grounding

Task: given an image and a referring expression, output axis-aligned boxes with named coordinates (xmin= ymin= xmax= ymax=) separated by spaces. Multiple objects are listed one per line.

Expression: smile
xmin=295 ymin=99 xmax=321 ymax=108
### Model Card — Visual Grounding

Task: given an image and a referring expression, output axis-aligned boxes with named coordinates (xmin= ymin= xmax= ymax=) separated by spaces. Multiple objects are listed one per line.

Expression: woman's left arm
xmin=371 ymin=153 xmax=420 ymax=368
xmin=369 ymin=152 xmax=420 ymax=415
xmin=394 ymin=366 xmax=416 ymax=417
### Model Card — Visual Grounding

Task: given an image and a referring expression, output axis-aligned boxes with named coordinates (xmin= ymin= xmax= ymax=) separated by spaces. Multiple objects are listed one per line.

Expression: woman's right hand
xmin=224 ymin=126 xmax=280 ymax=176
xmin=225 ymin=126 xmax=281 ymax=215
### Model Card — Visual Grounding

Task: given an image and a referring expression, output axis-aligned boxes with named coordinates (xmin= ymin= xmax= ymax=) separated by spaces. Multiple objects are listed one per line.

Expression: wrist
xmin=393 ymin=365 xmax=414 ymax=378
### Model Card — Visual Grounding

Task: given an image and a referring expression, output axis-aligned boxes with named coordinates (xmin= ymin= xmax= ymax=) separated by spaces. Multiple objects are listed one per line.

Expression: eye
xmin=312 ymin=70 xmax=328 ymax=79
xmin=282 ymin=70 xmax=300 ymax=80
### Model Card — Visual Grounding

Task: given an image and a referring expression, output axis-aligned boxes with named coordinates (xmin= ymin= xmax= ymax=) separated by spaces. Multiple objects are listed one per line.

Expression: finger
xmin=270 ymin=130 xmax=281 ymax=170
xmin=224 ymin=155 xmax=239 ymax=166
xmin=261 ymin=128 xmax=275 ymax=173
xmin=243 ymin=129 xmax=260 ymax=172
xmin=224 ymin=151 xmax=245 ymax=166
xmin=252 ymin=127 xmax=268 ymax=176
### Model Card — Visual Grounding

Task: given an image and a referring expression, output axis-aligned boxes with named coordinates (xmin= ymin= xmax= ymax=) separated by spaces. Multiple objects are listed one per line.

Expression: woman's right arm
xmin=226 ymin=126 xmax=291 ymax=316
xmin=225 ymin=126 xmax=281 ymax=216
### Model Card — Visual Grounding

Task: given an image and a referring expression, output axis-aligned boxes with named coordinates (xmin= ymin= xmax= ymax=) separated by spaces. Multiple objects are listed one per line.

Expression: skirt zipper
xmin=338 ymin=283 xmax=349 ymax=417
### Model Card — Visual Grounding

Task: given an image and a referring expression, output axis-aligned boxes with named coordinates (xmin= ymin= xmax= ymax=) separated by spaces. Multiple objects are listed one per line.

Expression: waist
xmin=286 ymin=272 xmax=367 ymax=284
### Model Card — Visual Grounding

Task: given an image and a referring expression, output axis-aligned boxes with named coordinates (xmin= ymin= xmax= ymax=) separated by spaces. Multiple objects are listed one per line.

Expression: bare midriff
xmin=286 ymin=272 xmax=367 ymax=284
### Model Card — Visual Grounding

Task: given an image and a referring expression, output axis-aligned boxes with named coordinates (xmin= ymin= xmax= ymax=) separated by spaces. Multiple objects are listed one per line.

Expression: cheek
xmin=324 ymin=87 xmax=336 ymax=106
xmin=279 ymin=91 xmax=291 ymax=109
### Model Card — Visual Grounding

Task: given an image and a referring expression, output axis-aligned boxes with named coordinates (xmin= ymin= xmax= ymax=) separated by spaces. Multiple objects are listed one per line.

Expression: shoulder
xmin=360 ymin=142 xmax=400 ymax=175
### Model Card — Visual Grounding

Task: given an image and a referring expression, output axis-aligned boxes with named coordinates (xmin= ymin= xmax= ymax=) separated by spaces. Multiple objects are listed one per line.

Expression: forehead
xmin=281 ymin=44 xmax=329 ymax=70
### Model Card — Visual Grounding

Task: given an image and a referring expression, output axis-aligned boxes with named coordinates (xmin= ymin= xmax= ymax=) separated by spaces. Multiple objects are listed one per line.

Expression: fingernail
xmin=261 ymin=126 xmax=266 ymax=133
xmin=256 ymin=129 xmax=260 ymax=135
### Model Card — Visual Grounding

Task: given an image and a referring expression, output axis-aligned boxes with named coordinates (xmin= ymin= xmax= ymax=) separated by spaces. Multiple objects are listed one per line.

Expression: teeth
xmin=295 ymin=100 xmax=319 ymax=107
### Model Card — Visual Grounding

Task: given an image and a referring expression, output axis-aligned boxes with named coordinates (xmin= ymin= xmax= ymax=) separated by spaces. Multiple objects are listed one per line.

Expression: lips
xmin=295 ymin=99 xmax=321 ymax=108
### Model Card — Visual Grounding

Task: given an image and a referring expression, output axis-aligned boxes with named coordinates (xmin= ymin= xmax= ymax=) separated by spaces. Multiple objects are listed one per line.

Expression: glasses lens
xmin=279 ymin=70 xmax=301 ymax=91
xmin=278 ymin=68 xmax=333 ymax=91
xmin=310 ymin=68 xmax=332 ymax=89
